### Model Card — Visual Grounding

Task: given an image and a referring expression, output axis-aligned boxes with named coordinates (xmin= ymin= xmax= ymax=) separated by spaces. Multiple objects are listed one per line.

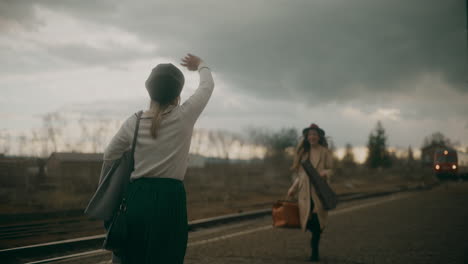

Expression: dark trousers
xmin=306 ymin=199 xmax=322 ymax=259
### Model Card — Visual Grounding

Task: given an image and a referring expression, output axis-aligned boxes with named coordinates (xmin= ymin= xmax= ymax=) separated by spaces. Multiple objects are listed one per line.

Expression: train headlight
xmin=452 ymin=165 xmax=457 ymax=170
xmin=435 ymin=164 xmax=440 ymax=170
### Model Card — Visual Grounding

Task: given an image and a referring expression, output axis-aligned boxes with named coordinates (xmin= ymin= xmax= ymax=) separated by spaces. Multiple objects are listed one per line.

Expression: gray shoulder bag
xmin=101 ymin=110 xmax=143 ymax=255
xmin=85 ymin=111 xmax=143 ymax=220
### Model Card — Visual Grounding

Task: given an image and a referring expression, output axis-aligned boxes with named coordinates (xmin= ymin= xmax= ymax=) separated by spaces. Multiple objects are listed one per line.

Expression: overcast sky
xmin=1 ymin=0 xmax=467 ymax=157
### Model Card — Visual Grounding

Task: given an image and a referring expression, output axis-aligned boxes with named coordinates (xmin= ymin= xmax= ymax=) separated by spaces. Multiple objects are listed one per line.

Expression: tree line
xmin=243 ymin=121 xmax=461 ymax=170
xmin=0 ymin=113 xmax=462 ymax=167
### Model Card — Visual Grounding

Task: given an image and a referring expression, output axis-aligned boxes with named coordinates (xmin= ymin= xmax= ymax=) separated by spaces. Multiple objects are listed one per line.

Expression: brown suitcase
xmin=272 ymin=200 xmax=300 ymax=228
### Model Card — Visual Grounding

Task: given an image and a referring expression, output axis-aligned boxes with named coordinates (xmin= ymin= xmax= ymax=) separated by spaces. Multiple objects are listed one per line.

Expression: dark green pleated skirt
xmin=124 ymin=177 xmax=188 ymax=264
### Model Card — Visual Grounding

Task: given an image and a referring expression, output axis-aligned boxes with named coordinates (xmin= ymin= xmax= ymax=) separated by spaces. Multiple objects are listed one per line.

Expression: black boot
xmin=310 ymin=230 xmax=321 ymax=262
xmin=308 ymin=213 xmax=321 ymax=262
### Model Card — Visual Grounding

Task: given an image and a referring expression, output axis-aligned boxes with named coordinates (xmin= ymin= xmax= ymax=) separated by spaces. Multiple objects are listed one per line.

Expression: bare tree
xmin=17 ymin=133 xmax=28 ymax=156
xmin=407 ymin=145 xmax=415 ymax=163
xmin=77 ymin=116 xmax=114 ymax=153
xmin=30 ymin=130 xmax=42 ymax=157
xmin=42 ymin=112 xmax=67 ymax=153
xmin=78 ymin=117 xmax=90 ymax=152
xmin=236 ymin=140 xmax=245 ymax=160
xmin=190 ymin=129 xmax=203 ymax=155
xmin=422 ymin=132 xmax=453 ymax=149
xmin=246 ymin=127 xmax=298 ymax=160
xmin=40 ymin=132 xmax=50 ymax=157
xmin=0 ymin=130 xmax=12 ymax=155
xmin=207 ymin=131 xmax=229 ymax=160
xmin=218 ymin=131 xmax=237 ymax=160
xmin=90 ymin=118 xmax=113 ymax=153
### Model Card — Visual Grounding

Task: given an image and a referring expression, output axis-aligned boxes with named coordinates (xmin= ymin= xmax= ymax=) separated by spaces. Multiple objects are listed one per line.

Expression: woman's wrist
xmin=197 ymin=60 xmax=209 ymax=71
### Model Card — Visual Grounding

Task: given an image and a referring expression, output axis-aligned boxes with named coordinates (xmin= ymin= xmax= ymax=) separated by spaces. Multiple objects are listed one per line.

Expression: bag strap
xmin=302 ymin=159 xmax=320 ymax=178
xmin=131 ymin=110 xmax=143 ymax=171
xmin=114 ymin=110 xmax=143 ymax=214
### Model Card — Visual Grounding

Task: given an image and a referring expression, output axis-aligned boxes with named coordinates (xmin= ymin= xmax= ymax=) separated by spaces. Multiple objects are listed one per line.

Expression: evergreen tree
xmin=365 ymin=121 xmax=391 ymax=168
xmin=328 ymin=138 xmax=336 ymax=154
xmin=342 ymin=143 xmax=356 ymax=167
xmin=407 ymin=145 xmax=415 ymax=163
xmin=406 ymin=145 xmax=416 ymax=172
xmin=328 ymin=138 xmax=340 ymax=167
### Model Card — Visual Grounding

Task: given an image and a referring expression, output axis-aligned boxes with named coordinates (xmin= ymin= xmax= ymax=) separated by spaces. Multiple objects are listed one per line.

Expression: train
xmin=433 ymin=148 xmax=468 ymax=180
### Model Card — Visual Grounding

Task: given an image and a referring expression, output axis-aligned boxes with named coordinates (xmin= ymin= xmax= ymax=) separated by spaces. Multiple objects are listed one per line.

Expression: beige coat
xmin=288 ymin=145 xmax=333 ymax=232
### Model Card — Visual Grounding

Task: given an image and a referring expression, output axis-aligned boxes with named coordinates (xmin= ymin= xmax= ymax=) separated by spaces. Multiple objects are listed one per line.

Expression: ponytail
xmin=149 ymin=97 xmax=180 ymax=139
xmin=150 ymin=102 xmax=164 ymax=139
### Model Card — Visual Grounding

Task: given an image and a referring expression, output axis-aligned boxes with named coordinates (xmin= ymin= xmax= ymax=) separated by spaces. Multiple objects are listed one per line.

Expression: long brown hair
xmin=290 ymin=127 xmax=328 ymax=172
xmin=149 ymin=97 xmax=180 ymax=139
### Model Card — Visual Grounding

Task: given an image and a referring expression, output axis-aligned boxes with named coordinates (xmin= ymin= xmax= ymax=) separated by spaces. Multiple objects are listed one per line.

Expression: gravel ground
xmin=184 ymin=182 xmax=468 ymax=264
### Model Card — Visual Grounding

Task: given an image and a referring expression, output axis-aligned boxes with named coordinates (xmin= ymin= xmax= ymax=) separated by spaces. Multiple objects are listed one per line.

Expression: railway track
xmin=0 ymin=184 xmax=434 ymax=264
xmin=0 ymin=218 xmax=101 ymax=241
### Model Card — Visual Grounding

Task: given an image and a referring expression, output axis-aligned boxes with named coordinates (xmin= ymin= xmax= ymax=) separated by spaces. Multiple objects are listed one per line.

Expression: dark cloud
xmin=3 ymin=0 xmax=468 ymax=114
xmin=45 ymin=43 xmax=152 ymax=67
xmin=0 ymin=41 xmax=153 ymax=76
xmin=0 ymin=0 xmax=43 ymax=31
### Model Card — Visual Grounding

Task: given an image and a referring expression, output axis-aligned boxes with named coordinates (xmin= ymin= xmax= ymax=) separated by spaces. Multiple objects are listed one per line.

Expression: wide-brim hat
xmin=302 ymin=123 xmax=325 ymax=137
xmin=145 ymin=63 xmax=185 ymax=105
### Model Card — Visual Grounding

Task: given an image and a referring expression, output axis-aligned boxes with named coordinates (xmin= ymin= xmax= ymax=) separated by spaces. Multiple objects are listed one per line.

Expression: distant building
xmin=46 ymin=152 xmax=103 ymax=192
xmin=0 ymin=156 xmax=43 ymax=192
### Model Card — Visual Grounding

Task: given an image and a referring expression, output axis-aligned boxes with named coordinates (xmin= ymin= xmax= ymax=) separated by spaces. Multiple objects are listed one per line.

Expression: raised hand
xmin=180 ymin=53 xmax=201 ymax=71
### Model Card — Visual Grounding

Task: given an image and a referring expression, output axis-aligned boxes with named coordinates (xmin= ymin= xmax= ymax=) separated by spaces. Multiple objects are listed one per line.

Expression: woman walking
xmin=103 ymin=54 xmax=214 ymax=263
xmin=287 ymin=123 xmax=334 ymax=262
